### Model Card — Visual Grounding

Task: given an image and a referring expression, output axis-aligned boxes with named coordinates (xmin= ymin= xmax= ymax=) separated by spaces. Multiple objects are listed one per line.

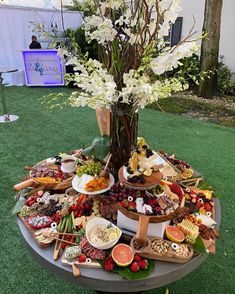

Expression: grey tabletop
xmin=17 ymin=198 xmax=221 ymax=293
xmin=0 ymin=67 xmax=18 ymax=74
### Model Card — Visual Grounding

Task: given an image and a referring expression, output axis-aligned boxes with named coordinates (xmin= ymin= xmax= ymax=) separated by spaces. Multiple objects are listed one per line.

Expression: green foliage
xmin=82 ymin=135 xmax=110 ymax=160
xmin=173 ymin=55 xmax=235 ymax=95
xmin=218 ymin=61 xmax=235 ymax=95
xmin=173 ymin=54 xmax=213 ymax=88
xmin=112 ymin=259 xmax=155 ymax=280
xmin=65 ymin=0 xmax=95 ymax=16
xmin=193 ymin=236 xmax=207 ymax=255
xmin=64 ymin=27 xmax=99 ymax=60
xmin=12 ymin=200 xmax=25 ymax=215
xmin=40 ymin=92 xmax=71 ymax=110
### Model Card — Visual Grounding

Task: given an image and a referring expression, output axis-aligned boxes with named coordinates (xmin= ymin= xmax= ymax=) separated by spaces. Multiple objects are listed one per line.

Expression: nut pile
xmin=151 ymin=239 xmax=170 ymax=254
xmin=174 ymin=244 xmax=190 ymax=258
xmin=132 ymin=239 xmax=149 ymax=251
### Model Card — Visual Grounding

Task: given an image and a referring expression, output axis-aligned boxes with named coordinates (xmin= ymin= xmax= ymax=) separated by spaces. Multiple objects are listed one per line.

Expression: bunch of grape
xmin=77 ymin=161 xmax=102 ymax=177
xmin=109 ymin=182 xmax=147 ymax=201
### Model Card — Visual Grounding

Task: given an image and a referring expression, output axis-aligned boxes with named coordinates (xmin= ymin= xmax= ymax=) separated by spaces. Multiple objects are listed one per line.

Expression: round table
xmin=17 ymin=198 xmax=220 ymax=293
xmin=0 ymin=67 xmax=19 ymax=123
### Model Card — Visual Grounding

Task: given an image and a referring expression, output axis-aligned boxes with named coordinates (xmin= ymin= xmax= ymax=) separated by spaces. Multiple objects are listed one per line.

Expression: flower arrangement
xmin=46 ymin=0 xmax=200 ymax=176
xmin=59 ymin=0 xmax=198 ymax=110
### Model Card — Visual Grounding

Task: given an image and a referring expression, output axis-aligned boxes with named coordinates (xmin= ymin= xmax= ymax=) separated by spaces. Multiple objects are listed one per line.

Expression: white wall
xmin=179 ymin=0 xmax=235 ymax=78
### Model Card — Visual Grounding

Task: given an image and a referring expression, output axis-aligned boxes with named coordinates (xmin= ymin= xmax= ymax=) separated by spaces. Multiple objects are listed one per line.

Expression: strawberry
xmin=130 ymin=262 xmax=140 ymax=272
xmin=155 ymin=206 xmax=161 ymax=213
xmin=138 ymin=259 xmax=148 ymax=270
xmin=37 ymin=190 xmax=44 ymax=197
xmin=28 ymin=200 xmax=35 ymax=207
xmin=128 ymin=201 xmax=136 ymax=210
xmin=78 ymin=254 xmax=87 ymax=263
xmin=147 ymin=199 xmax=155 ymax=206
xmin=170 ymin=183 xmax=184 ymax=199
xmin=203 ymin=203 xmax=212 ymax=212
xmin=70 ymin=204 xmax=79 ymax=212
xmin=120 ymin=200 xmax=128 ymax=208
xmin=74 ymin=211 xmax=80 ymax=218
xmin=133 ymin=254 xmax=142 ymax=262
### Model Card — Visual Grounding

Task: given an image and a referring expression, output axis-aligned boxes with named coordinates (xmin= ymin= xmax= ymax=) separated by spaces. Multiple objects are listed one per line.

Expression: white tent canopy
xmin=0 ymin=4 xmax=82 ymax=83
xmin=0 ymin=0 xmax=73 ymax=9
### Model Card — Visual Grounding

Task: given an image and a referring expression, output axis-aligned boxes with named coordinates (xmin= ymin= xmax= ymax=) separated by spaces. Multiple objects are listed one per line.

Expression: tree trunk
xmin=198 ymin=0 xmax=223 ymax=98
xmin=110 ymin=103 xmax=138 ymax=180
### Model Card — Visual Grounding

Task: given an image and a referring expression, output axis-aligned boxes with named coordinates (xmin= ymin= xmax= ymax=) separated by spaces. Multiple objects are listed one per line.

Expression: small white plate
xmin=72 ymin=173 xmax=115 ymax=195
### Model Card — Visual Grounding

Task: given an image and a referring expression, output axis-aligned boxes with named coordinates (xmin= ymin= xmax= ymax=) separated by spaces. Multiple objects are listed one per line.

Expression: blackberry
xmin=146 ymin=149 xmax=154 ymax=158
xmin=127 ymin=167 xmax=134 ymax=174
xmin=128 ymin=176 xmax=138 ymax=183
xmin=139 ymin=176 xmax=145 ymax=184
xmin=142 ymin=144 xmax=148 ymax=149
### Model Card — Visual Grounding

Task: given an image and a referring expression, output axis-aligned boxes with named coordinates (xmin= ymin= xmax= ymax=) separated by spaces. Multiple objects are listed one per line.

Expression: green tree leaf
xmin=82 ymin=135 xmax=110 ymax=160
xmin=193 ymin=236 xmax=207 ymax=255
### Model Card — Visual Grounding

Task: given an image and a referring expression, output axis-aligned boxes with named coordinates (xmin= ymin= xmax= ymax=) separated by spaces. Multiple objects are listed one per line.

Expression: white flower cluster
xmin=158 ymin=0 xmax=182 ymax=39
xmin=84 ymin=15 xmax=117 ymax=44
xmin=66 ymin=58 xmax=118 ymax=109
xmin=57 ymin=0 xmax=199 ymax=110
xmin=121 ymin=70 xmax=187 ymax=109
xmin=114 ymin=0 xmax=182 ymax=45
xmin=100 ymin=0 xmax=124 ymax=12
xmin=150 ymin=42 xmax=199 ymax=75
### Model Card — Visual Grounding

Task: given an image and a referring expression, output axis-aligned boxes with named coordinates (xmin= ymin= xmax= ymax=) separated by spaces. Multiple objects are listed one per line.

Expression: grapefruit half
xmin=111 ymin=243 xmax=134 ymax=267
xmin=165 ymin=226 xmax=185 ymax=243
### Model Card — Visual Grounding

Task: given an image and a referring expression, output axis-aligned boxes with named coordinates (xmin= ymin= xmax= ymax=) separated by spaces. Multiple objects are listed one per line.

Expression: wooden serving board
xmin=18 ymin=216 xmax=54 ymax=248
xmin=118 ymin=167 xmax=162 ymax=190
xmin=117 ymin=203 xmax=176 ymax=223
xmin=14 ymin=160 xmax=74 ymax=192
xmin=130 ymin=237 xmax=194 ymax=264
xmin=61 ymin=253 xmax=101 ymax=269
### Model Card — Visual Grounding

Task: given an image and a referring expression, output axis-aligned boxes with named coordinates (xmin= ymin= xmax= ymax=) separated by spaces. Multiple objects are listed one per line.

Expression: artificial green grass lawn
xmin=0 ymin=86 xmax=235 ymax=294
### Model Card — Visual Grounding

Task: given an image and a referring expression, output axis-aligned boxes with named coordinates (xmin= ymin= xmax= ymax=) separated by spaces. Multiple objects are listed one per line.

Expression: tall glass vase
xmin=110 ymin=102 xmax=138 ymax=180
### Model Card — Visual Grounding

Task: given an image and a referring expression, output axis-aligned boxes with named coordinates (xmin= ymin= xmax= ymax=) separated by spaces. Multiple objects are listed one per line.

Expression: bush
xmin=218 ymin=61 xmax=235 ymax=95
xmin=174 ymin=55 xmax=235 ymax=95
xmin=64 ymin=27 xmax=99 ymax=60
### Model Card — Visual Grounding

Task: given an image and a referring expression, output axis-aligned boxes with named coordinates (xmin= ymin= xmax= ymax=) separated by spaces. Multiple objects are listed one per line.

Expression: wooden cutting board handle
xmin=13 ymin=179 xmax=36 ymax=191
xmin=72 ymin=263 xmax=81 ymax=277
xmin=136 ymin=215 xmax=149 ymax=243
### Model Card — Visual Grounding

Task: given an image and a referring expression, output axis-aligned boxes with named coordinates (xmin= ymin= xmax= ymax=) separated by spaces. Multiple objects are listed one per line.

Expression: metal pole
xmin=0 ymin=72 xmax=9 ymax=121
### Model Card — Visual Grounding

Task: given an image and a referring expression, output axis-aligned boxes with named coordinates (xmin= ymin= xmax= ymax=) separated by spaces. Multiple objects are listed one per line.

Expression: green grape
xmin=77 ymin=160 xmax=102 ymax=177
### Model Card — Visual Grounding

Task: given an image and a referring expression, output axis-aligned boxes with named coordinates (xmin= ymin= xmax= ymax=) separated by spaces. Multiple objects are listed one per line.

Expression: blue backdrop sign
xmin=22 ymin=50 xmax=65 ymax=86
